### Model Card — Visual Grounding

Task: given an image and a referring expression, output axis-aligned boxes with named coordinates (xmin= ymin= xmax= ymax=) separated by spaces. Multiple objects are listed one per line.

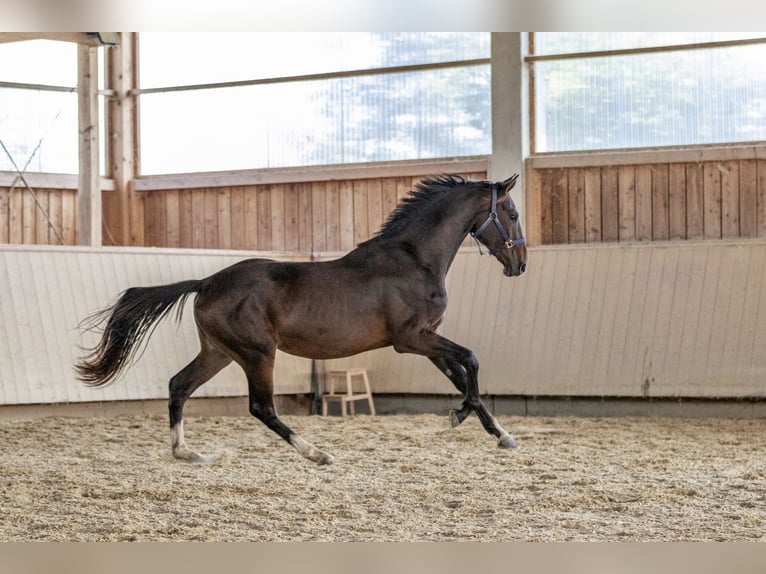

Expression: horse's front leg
xmin=394 ymin=331 xmax=516 ymax=449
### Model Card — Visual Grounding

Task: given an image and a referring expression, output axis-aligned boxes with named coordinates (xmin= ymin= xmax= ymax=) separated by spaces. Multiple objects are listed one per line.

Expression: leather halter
xmin=471 ymin=183 xmax=526 ymax=256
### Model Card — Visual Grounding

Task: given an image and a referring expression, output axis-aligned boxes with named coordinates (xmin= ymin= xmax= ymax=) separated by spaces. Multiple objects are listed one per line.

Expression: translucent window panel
xmin=534 ymin=32 xmax=766 ymax=56
xmin=534 ymin=45 xmax=766 ymax=152
xmin=139 ymin=32 xmax=489 ymax=88
xmin=0 ymin=40 xmax=77 ymax=85
xmin=139 ymin=65 xmax=491 ymax=174
xmin=0 ymin=89 xmax=78 ymax=173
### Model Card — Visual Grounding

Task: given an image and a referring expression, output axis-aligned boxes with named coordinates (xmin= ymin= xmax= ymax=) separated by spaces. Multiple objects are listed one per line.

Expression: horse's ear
xmin=501 ymin=174 xmax=519 ymax=192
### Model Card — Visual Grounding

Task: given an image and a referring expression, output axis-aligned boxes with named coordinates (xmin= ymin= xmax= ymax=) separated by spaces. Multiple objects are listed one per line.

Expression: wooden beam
xmin=0 ymin=33 xmax=117 ymax=46
xmin=105 ymin=33 xmax=141 ymax=245
xmin=77 ymin=44 xmax=101 ymax=246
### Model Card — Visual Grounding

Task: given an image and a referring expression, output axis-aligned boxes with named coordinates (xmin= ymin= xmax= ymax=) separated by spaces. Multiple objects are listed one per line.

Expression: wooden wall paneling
xmin=311 ymin=181 xmax=327 ymax=252
xmin=537 ymin=169 xmax=553 ymax=245
xmin=256 ymin=185 xmax=272 ymax=250
xmin=191 ymin=188 xmax=205 ymax=248
xmin=62 ymin=190 xmax=76 ymax=245
xmin=604 ymin=247 xmax=638 ymax=382
xmin=668 ymin=164 xmax=687 ymax=240
xmin=618 ymin=166 xmax=636 ymax=241
xmin=600 ymin=166 xmax=619 ymax=242
xmin=281 ymin=183 xmax=300 ymax=252
xmin=296 ymin=183 xmax=312 ymax=252
xmin=9 ymin=187 xmax=23 ymax=243
xmin=634 ymin=165 xmax=653 ymax=241
xmin=381 ymin=178 xmax=398 ymax=230
xmin=244 ymin=186 xmax=258 ymax=250
xmin=203 ymin=188 xmax=218 ymax=249
xmin=550 ymin=168 xmax=569 ymax=243
xmin=720 ymin=160 xmax=740 ymax=238
xmin=338 ymin=180 xmax=355 ymax=251
xmin=217 ymin=187 xmax=232 ymax=250
xmin=738 ymin=160 xmax=757 ymax=238
xmin=756 ymin=159 xmax=766 ymax=237
xmin=583 ymin=167 xmax=601 ymax=242
xmin=143 ymin=192 xmax=159 ymax=246
xmin=164 ymin=189 xmax=180 ymax=248
xmin=0 ymin=188 xmax=8 ymax=243
xmin=685 ymin=163 xmax=704 ymax=239
xmin=33 ymin=189 xmax=48 ymax=244
xmin=564 ymin=249 xmax=596 ymax=391
xmin=618 ymin=247 xmax=651 ymax=389
xmin=690 ymin=245 xmax=721 ymax=385
xmin=352 ymin=179 xmax=369 ymax=246
xmin=22 ymin=189 xmax=35 ymax=243
xmin=674 ymin=245 xmax=708 ymax=391
xmin=366 ymin=179 xmax=384 ymax=237
xmin=567 ymin=168 xmax=585 ymax=243
xmin=651 ymin=165 xmax=669 ymax=240
xmin=703 ymin=162 xmax=722 ymax=239
xmin=48 ymin=189 xmax=62 ymax=245
xmin=229 ymin=186 xmax=246 ymax=249
xmin=268 ymin=184 xmax=284 ymax=251
xmin=591 ymin=246 xmax=624 ymax=387
xmin=325 ymin=180 xmax=341 ymax=252
xmin=524 ymin=166 xmax=543 ymax=246
xmin=718 ymin=245 xmax=750 ymax=394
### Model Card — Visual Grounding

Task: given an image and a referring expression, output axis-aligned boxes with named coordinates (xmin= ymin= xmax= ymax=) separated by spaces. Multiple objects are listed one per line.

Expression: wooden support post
xmin=105 ymin=32 xmax=142 ymax=246
xmin=77 ymin=44 xmax=101 ymax=246
xmin=490 ymin=33 xmax=532 ymax=242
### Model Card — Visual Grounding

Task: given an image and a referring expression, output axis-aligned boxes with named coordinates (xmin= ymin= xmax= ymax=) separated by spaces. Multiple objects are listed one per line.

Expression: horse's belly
xmin=275 ymin=317 xmax=391 ymax=360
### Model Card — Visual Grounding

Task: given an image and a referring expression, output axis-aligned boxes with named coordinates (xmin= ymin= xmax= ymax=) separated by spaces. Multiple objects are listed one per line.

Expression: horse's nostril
xmin=520 ymin=263 xmax=526 ymax=274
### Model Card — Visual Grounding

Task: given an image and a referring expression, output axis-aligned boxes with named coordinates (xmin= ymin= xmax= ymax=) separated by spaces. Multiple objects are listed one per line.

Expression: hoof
xmin=498 ymin=434 xmax=517 ymax=449
xmin=173 ymin=448 xmax=230 ymax=464
xmin=449 ymin=409 xmax=461 ymax=428
xmin=313 ymin=451 xmax=335 ymax=465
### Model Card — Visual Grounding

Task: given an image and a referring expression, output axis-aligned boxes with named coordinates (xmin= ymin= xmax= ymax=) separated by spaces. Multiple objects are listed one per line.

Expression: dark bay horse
xmin=75 ymin=174 xmax=527 ymax=464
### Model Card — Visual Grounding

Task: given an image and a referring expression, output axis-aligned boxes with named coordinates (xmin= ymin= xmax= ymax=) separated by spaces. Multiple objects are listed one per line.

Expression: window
xmin=137 ymin=33 xmax=491 ymax=174
xmin=530 ymin=33 xmax=766 ymax=153
xmin=0 ymin=40 xmax=79 ymax=174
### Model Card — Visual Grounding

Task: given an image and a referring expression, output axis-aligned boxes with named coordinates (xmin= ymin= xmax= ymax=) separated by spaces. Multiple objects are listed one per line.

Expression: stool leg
xmin=363 ymin=371 xmax=375 ymax=415
xmin=347 ymin=373 xmax=355 ymax=415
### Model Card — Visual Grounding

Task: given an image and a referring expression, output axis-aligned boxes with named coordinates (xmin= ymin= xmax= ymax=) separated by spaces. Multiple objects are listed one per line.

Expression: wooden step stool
xmin=321 ymin=368 xmax=376 ymax=417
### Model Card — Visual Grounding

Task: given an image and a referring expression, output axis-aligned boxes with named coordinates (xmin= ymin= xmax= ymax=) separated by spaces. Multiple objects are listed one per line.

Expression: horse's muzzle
xmin=504 ymin=262 xmax=526 ymax=277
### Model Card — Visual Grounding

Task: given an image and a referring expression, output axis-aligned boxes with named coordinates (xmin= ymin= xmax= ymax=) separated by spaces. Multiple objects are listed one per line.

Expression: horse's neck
xmin=396 ymin=196 xmax=481 ymax=276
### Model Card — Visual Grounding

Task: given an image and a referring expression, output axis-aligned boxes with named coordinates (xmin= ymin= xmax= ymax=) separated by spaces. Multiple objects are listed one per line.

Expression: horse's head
xmin=471 ymin=175 xmax=527 ymax=277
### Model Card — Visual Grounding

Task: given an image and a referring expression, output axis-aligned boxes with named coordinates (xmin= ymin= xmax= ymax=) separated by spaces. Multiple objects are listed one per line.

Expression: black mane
xmin=360 ymin=174 xmax=485 ymax=245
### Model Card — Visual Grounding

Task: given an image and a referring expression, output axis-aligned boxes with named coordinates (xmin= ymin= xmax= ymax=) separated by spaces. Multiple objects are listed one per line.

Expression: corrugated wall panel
xmin=326 ymin=241 xmax=766 ymax=399
xmin=3 ymin=241 xmax=766 ymax=406
xmin=0 ymin=245 xmax=312 ymax=405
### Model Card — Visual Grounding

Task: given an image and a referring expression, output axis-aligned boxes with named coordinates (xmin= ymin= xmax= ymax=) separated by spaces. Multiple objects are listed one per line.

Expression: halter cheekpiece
xmin=471 ymin=182 xmax=526 ymax=255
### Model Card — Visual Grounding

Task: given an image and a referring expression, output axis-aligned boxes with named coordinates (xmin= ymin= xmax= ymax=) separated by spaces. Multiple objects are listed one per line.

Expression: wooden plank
xmin=583 ymin=167 xmax=601 ymax=242
xmin=203 ymin=189 xmax=218 ymax=249
xmin=229 ymin=186 xmax=246 ymax=249
xmin=269 ymin=184 xmax=284 ymax=251
xmin=282 ymin=184 xmax=300 ymax=252
xmin=325 ymin=180 xmax=341 ymax=252
xmin=62 ymin=190 xmax=76 ymax=245
xmin=600 ymin=166 xmax=619 ymax=242
xmin=720 ymin=160 xmax=739 ymax=238
xmin=686 ymin=163 xmax=704 ymax=239
xmin=296 ymin=183 xmax=312 ymax=252
xmin=567 ymin=168 xmax=585 ymax=243
xmin=177 ymin=190 xmax=192 ymax=248
xmin=338 ymin=180 xmax=354 ymax=251
xmin=651 ymin=164 xmax=669 ymax=240
xmin=366 ymin=179 xmax=384 ymax=237
xmin=22 ymin=189 xmax=35 ymax=244
xmin=524 ymin=166 xmax=543 ymax=246
xmin=191 ymin=188 xmax=205 ymax=248
xmin=550 ymin=168 xmax=568 ymax=243
xmin=244 ymin=186 xmax=259 ymax=250
xmin=537 ymin=169 xmax=554 ymax=245
xmin=668 ymin=163 xmax=687 ymax=240
xmin=617 ymin=166 xmax=635 ymax=241
xmin=738 ymin=160 xmax=757 ymax=238
xmin=634 ymin=165 xmax=653 ymax=241
xmin=256 ymin=185 xmax=272 ymax=250
xmin=34 ymin=189 xmax=49 ymax=244
xmin=703 ymin=162 xmax=722 ymax=239
xmin=352 ymin=180 xmax=369 ymax=247
xmin=49 ymin=190 xmax=63 ymax=245
xmin=311 ymin=182 xmax=327 ymax=252
xmin=758 ymin=160 xmax=766 ymax=238
xmin=0 ymin=188 xmax=8 ymax=243
xmin=217 ymin=187 xmax=232 ymax=250
xmin=164 ymin=189 xmax=180 ymax=248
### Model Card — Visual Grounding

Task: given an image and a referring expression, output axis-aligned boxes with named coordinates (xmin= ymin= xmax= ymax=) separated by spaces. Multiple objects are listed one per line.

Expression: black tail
xmin=75 ymin=280 xmax=201 ymax=387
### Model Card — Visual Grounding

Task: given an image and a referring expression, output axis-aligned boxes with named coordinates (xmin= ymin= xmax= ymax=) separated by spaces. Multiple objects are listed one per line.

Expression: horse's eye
xmin=510 ymin=214 xmax=518 ymax=222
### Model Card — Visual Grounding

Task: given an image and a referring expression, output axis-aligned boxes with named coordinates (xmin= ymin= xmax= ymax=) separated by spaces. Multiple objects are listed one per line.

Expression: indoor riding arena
xmin=2 ymin=32 xmax=766 ymax=543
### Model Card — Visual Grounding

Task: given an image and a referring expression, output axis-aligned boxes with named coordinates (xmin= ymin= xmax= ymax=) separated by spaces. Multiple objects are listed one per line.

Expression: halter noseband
xmin=471 ymin=183 xmax=526 ymax=255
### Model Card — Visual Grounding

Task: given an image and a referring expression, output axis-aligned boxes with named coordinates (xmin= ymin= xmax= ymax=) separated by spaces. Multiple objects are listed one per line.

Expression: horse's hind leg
xmin=242 ymin=350 xmax=334 ymax=465
xmin=169 ymin=335 xmax=232 ymax=463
